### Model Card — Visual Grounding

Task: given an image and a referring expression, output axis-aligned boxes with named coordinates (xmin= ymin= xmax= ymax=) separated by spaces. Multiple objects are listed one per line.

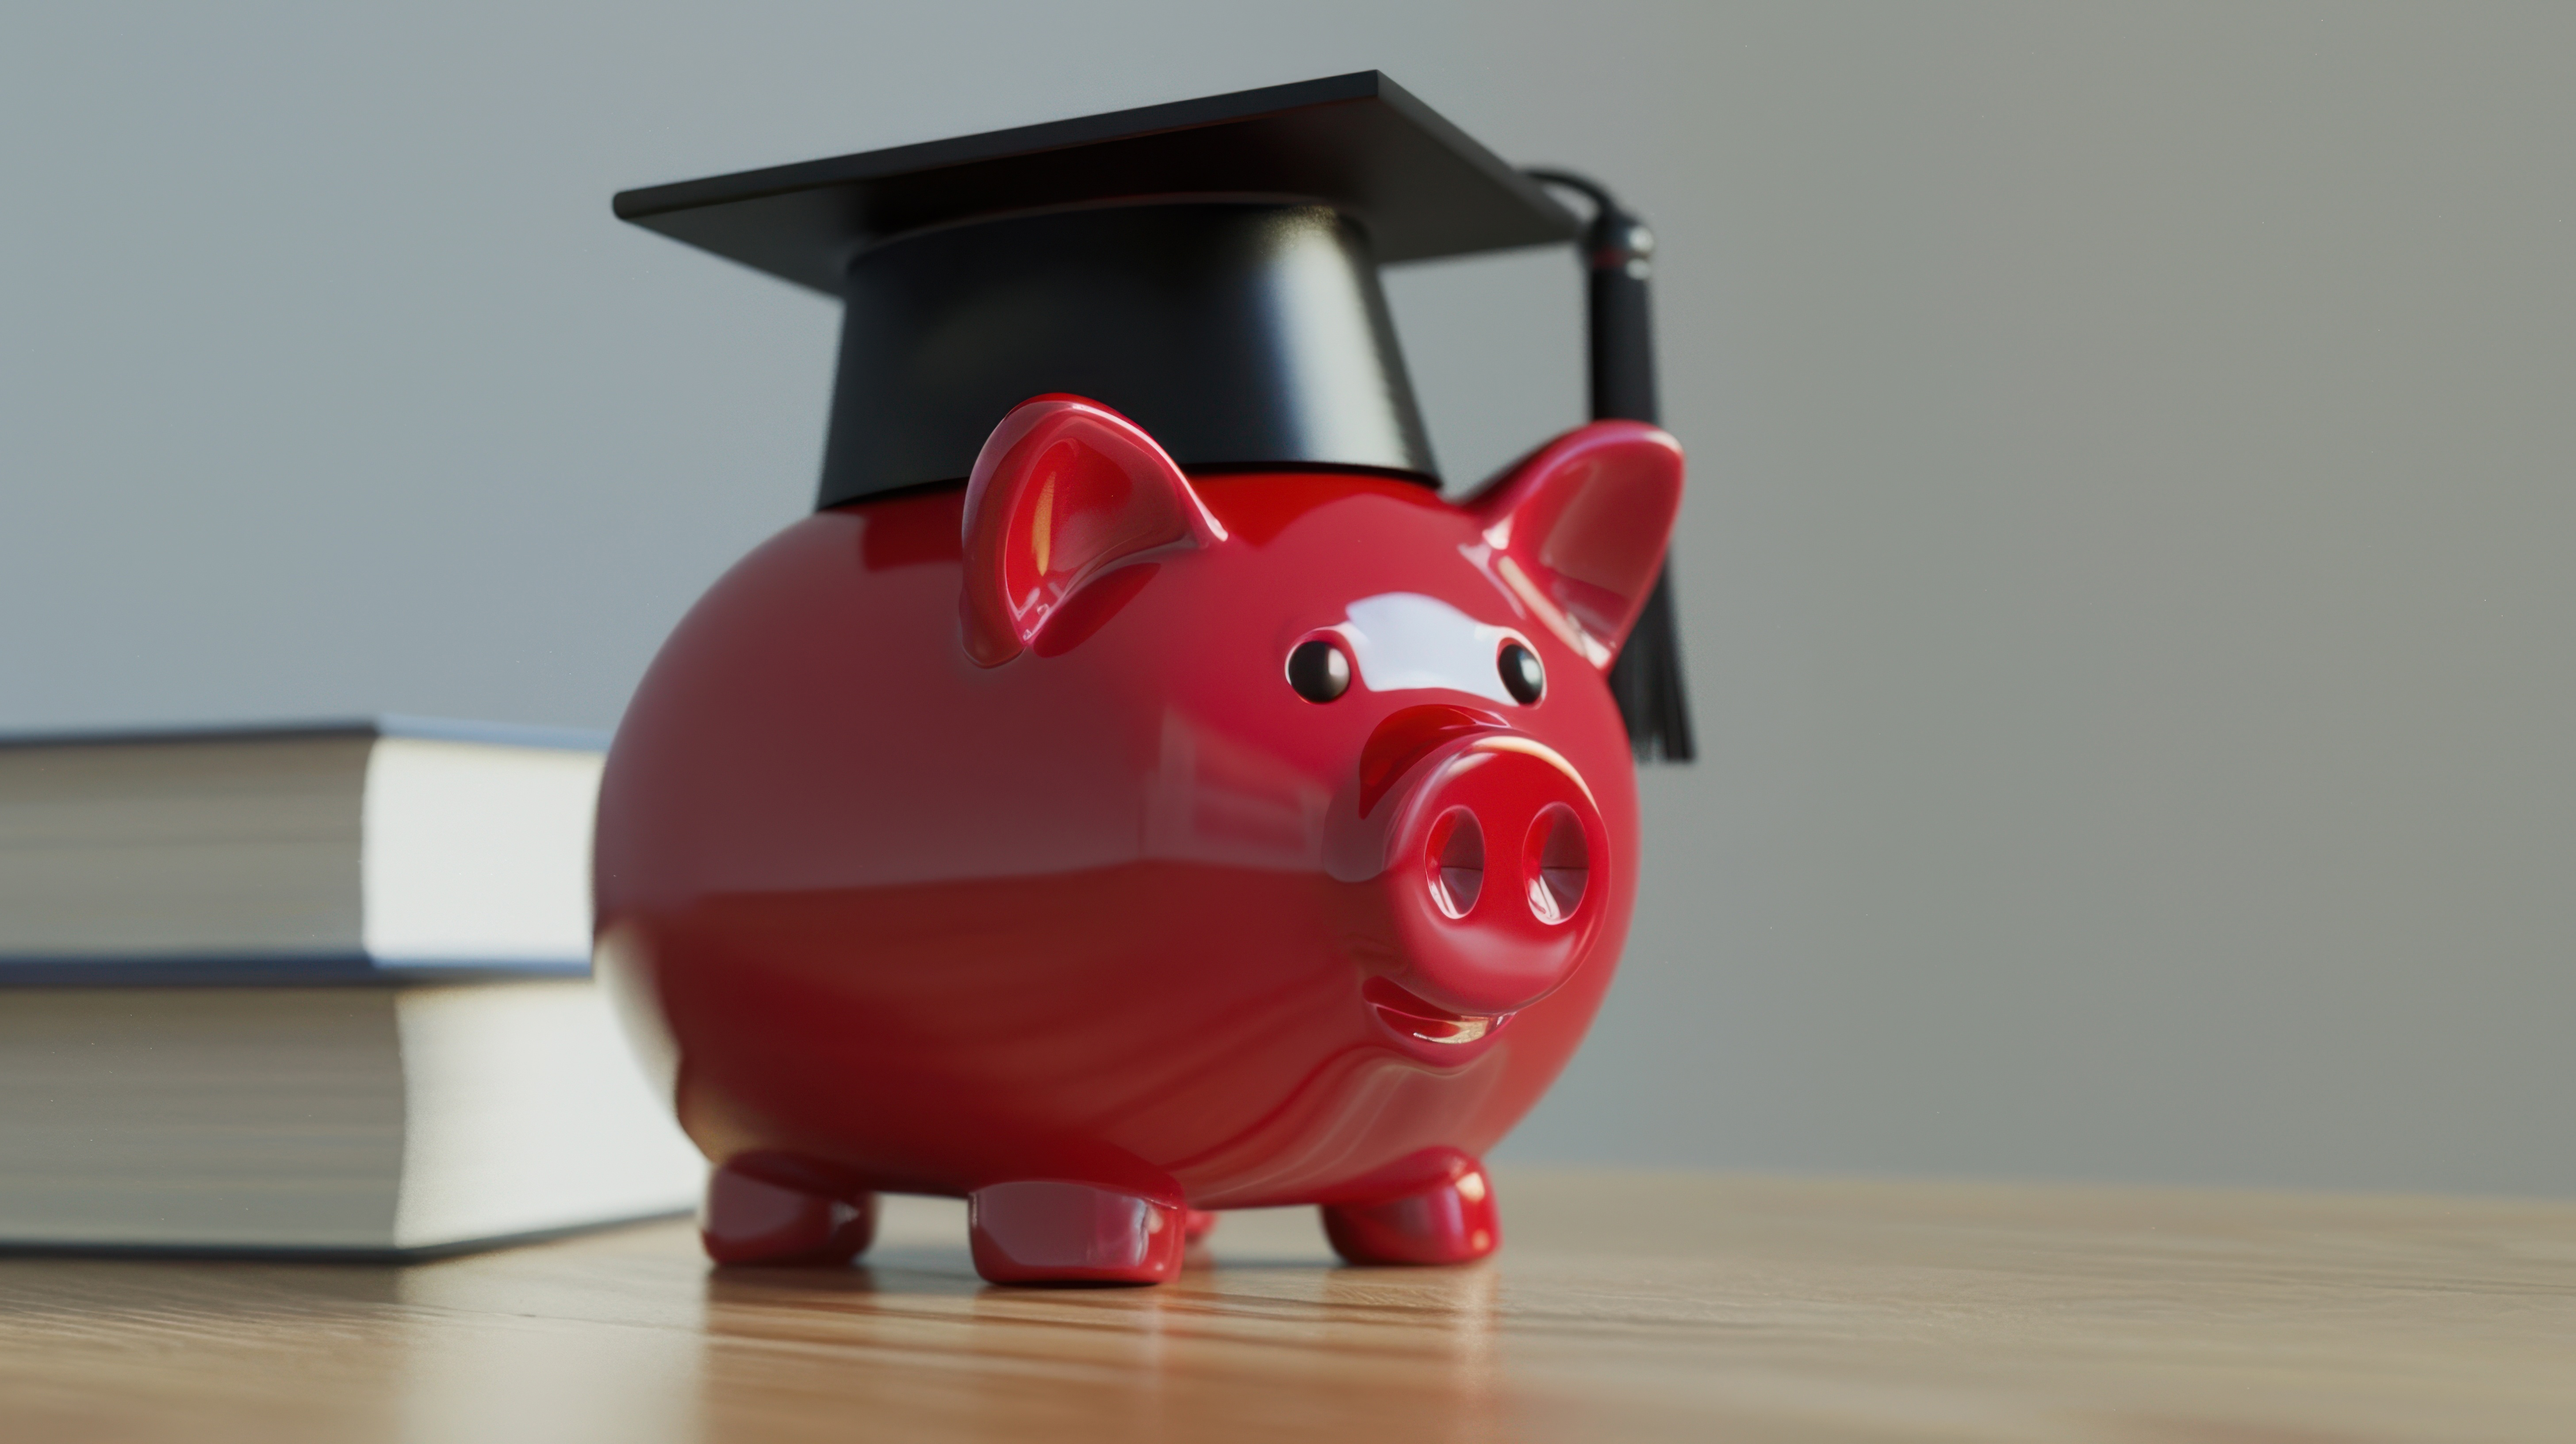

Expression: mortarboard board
xmin=613 ymin=71 xmax=1580 ymax=506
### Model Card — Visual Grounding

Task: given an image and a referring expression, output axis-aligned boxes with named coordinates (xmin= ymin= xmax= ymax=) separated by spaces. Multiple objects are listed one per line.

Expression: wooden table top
xmin=2 ymin=1168 xmax=2571 ymax=1442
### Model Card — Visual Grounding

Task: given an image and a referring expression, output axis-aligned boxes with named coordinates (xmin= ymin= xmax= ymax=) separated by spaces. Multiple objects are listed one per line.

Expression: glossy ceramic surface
xmin=598 ymin=397 xmax=1682 ymax=1282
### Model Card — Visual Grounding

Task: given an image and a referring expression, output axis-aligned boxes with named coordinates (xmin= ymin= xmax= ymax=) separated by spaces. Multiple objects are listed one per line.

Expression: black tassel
xmin=1526 ymin=168 xmax=1697 ymax=763
xmin=1610 ymin=567 xmax=1695 ymax=761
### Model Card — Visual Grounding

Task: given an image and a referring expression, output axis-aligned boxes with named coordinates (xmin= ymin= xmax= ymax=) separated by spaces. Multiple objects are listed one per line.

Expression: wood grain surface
xmin=2 ymin=1168 xmax=2571 ymax=1442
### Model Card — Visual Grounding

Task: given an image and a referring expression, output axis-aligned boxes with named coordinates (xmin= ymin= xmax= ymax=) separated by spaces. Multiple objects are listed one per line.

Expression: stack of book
xmin=0 ymin=719 xmax=704 ymax=1255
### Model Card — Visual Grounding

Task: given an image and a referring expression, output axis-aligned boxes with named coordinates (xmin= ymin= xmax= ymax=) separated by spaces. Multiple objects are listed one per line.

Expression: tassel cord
xmin=1525 ymin=168 xmax=1697 ymax=763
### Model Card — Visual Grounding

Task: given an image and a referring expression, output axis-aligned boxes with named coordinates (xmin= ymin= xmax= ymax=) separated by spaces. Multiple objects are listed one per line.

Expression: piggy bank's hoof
xmin=1183 ymin=1208 xmax=1219 ymax=1244
xmin=701 ymin=1165 xmax=877 ymax=1266
xmin=969 ymin=1180 xmax=1186 ymax=1286
xmin=1320 ymin=1161 xmax=1500 ymax=1266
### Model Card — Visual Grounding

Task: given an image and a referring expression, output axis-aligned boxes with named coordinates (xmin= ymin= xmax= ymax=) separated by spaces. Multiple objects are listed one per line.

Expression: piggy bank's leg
xmin=1183 ymin=1209 xmax=1219 ymax=1244
xmin=968 ymin=1180 xmax=1187 ymax=1286
xmin=700 ymin=1164 xmax=877 ymax=1266
xmin=1320 ymin=1159 xmax=1500 ymax=1266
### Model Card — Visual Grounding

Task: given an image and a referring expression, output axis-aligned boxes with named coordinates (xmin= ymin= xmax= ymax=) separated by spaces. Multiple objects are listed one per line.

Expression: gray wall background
xmin=5 ymin=4 xmax=2569 ymax=1195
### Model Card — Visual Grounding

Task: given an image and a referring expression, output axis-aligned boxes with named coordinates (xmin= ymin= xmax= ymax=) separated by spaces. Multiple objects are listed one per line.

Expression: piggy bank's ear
xmin=1467 ymin=421 xmax=1685 ymax=671
xmin=959 ymin=395 xmax=1227 ymax=666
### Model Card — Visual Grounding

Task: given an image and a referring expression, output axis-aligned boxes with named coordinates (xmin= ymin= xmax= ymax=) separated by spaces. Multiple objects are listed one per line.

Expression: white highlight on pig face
xmin=1334 ymin=593 xmax=1526 ymax=705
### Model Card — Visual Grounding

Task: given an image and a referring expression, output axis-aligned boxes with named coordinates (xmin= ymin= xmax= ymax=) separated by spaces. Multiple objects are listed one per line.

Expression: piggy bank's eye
xmin=1288 ymin=639 xmax=1351 ymax=703
xmin=1499 ymin=641 xmax=1545 ymax=704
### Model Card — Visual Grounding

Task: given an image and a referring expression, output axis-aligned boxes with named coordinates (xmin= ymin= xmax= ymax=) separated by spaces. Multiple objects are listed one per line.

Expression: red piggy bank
xmin=596 ymin=395 xmax=1683 ymax=1284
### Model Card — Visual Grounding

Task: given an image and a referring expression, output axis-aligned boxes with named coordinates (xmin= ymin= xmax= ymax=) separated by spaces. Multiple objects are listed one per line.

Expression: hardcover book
xmin=0 ymin=718 xmax=606 ymax=982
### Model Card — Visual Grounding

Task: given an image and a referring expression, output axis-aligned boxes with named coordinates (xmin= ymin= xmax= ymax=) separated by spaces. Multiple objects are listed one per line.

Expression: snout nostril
xmin=1526 ymin=806 xmax=1589 ymax=924
xmin=1427 ymin=808 xmax=1484 ymax=918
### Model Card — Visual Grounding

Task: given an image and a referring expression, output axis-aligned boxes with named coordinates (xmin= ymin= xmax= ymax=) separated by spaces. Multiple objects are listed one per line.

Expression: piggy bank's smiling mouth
xmin=1363 ymin=977 xmax=1511 ymax=1047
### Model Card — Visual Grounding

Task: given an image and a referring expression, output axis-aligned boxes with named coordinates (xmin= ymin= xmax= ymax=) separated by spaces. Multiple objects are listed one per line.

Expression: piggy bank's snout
xmin=1378 ymin=733 xmax=1610 ymax=1019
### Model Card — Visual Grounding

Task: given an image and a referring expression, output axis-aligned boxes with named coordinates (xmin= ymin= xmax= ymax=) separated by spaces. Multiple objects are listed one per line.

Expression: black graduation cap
xmin=613 ymin=71 xmax=1578 ymax=505
xmin=616 ymin=71 xmax=1695 ymax=763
